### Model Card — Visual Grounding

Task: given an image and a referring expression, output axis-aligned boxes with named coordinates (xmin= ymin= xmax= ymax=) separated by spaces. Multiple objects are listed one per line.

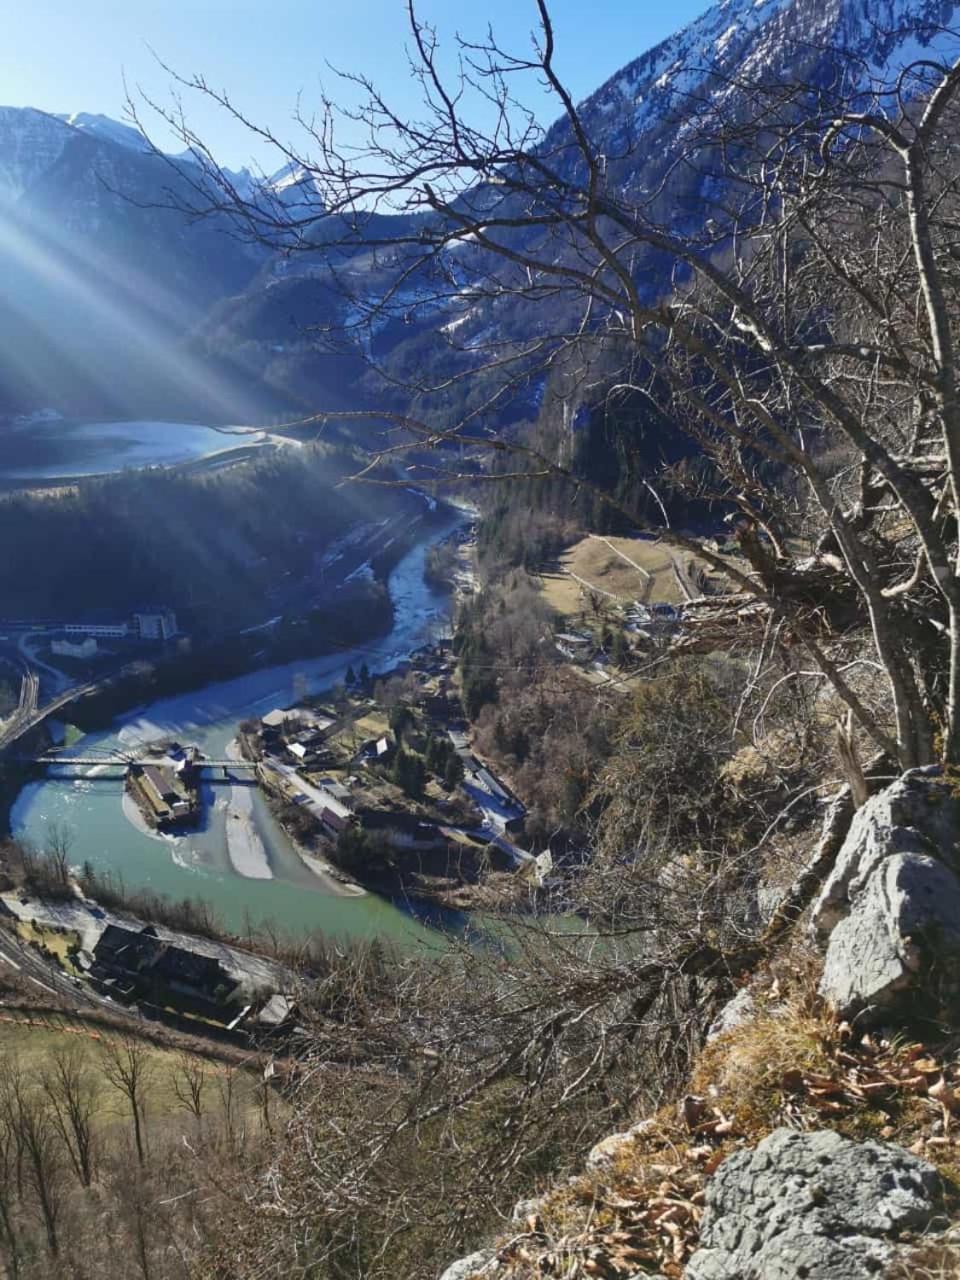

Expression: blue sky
xmin=5 ymin=1 xmax=711 ymax=170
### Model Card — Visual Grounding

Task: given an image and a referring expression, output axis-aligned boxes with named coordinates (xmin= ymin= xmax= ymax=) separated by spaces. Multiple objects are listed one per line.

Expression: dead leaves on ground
xmin=778 ymin=1024 xmax=960 ymax=1152
xmin=498 ymin=1162 xmax=707 ymax=1279
xmin=493 ymin=1021 xmax=960 ymax=1280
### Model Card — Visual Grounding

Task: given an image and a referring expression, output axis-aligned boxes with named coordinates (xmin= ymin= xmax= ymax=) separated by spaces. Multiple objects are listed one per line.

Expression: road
xmin=18 ymin=631 xmax=71 ymax=693
xmin=0 ymin=676 xmax=102 ymax=753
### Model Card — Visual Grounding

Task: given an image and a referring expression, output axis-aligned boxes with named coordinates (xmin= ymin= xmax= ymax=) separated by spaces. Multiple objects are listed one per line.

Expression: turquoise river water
xmin=11 ymin=516 xmax=462 ymax=945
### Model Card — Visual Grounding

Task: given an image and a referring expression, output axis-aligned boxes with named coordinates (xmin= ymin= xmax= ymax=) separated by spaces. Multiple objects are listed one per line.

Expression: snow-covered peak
xmin=0 ymin=106 xmax=75 ymax=205
xmin=56 ymin=111 xmax=147 ymax=151
xmin=571 ymin=0 xmax=960 ymax=164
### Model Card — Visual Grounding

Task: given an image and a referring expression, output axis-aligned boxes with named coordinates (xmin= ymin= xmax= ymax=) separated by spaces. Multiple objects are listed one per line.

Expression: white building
xmin=64 ymin=621 xmax=128 ymax=639
xmin=52 ymin=636 xmax=98 ymax=659
xmin=134 ymin=609 xmax=178 ymax=641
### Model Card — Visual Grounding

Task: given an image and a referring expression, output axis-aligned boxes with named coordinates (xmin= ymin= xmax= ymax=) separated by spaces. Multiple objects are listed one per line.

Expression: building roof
xmin=93 ymin=924 xmax=234 ymax=998
xmin=257 ymin=994 xmax=296 ymax=1026
xmin=142 ymin=765 xmax=183 ymax=800
xmin=262 ymin=709 xmax=291 ymax=729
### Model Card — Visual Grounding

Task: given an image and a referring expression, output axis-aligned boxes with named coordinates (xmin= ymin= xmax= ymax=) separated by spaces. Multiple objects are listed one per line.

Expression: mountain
xmin=193 ymin=0 xmax=960 ymax=425
xmin=0 ymin=107 xmax=273 ymax=419
xmin=3 ymin=0 xmax=959 ymax=424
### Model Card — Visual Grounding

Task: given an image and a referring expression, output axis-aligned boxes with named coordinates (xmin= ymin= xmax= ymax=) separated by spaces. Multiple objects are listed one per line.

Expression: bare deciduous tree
xmin=171 ymin=1052 xmax=208 ymax=1127
xmin=40 ymin=1044 xmax=98 ymax=1187
xmin=101 ymin=1036 xmax=152 ymax=1166
xmin=1 ymin=1066 xmax=62 ymax=1256
xmin=130 ymin=3 xmax=960 ymax=773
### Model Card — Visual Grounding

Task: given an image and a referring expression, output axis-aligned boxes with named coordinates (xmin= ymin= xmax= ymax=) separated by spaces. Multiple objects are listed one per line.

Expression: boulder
xmin=707 ymin=986 xmax=758 ymax=1041
xmin=685 ymin=1128 xmax=943 ymax=1280
xmin=438 ymin=1251 xmax=498 ymax=1280
xmin=810 ymin=768 xmax=960 ymax=1021
xmin=586 ymin=1118 xmax=655 ymax=1168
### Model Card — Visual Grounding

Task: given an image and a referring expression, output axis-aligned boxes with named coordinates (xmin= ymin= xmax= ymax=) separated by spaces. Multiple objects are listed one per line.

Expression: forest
xmin=0 ymin=444 xmax=417 ymax=634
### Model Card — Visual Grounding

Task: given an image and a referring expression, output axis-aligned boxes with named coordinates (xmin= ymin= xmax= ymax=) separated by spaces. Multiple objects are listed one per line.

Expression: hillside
xmin=8 ymin=2 xmax=960 ymax=1278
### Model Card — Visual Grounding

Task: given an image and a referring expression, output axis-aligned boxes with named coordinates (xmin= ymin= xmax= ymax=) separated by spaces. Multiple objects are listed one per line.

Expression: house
xmin=90 ymin=924 xmax=238 ymax=1014
xmin=300 ymin=709 xmax=337 ymax=735
xmin=52 ymin=636 xmax=98 ymax=659
xmin=63 ymin=620 xmax=128 ymax=639
xmin=555 ymin=632 xmax=594 ymax=662
xmin=262 ymin=708 xmax=298 ymax=734
xmin=358 ymin=734 xmax=395 ymax=763
xmin=137 ymin=764 xmax=193 ymax=825
xmin=473 ymin=764 xmax=515 ymax=807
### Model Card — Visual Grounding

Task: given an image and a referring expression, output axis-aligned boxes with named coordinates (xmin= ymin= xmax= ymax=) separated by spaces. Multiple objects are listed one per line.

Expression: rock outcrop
xmin=685 ymin=1128 xmax=944 ymax=1280
xmin=810 ymin=768 xmax=960 ymax=1022
xmin=438 ymin=1250 xmax=498 ymax=1280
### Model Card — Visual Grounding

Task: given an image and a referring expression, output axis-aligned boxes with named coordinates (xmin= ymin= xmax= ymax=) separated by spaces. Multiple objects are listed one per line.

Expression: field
xmin=538 ymin=533 xmax=709 ymax=618
xmin=16 ymin=919 xmax=83 ymax=972
xmin=0 ymin=1007 xmax=267 ymax=1126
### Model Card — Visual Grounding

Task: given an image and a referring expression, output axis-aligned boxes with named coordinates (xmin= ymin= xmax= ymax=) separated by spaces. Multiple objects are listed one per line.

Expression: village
xmin=238 ymin=636 xmax=548 ymax=910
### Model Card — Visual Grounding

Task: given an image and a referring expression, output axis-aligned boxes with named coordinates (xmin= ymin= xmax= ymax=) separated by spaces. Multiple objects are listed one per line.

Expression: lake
xmin=0 ymin=418 xmax=266 ymax=482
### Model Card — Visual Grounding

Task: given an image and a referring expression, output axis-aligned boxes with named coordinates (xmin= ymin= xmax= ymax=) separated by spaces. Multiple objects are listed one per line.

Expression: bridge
xmin=18 ymin=754 xmax=260 ymax=770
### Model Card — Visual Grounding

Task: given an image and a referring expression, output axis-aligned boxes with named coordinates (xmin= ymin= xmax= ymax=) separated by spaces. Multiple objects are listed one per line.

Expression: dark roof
xmin=93 ymin=925 xmax=234 ymax=996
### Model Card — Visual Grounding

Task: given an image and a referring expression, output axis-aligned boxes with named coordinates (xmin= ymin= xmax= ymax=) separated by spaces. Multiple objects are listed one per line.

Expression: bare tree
xmin=171 ymin=1052 xmax=208 ymax=1127
xmin=0 ymin=1106 xmax=23 ymax=1279
xmin=40 ymin=1044 xmax=98 ymax=1187
xmin=42 ymin=822 xmax=72 ymax=888
xmin=101 ymin=1036 xmax=152 ymax=1166
xmin=1 ymin=1066 xmax=63 ymax=1256
xmin=129 ymin=4 xmax=960 ymax=773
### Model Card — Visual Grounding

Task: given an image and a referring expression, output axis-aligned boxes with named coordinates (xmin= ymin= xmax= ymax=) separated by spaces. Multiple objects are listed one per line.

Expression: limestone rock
xmin=511 ymin=1196 xmax=543 ymax=1224
xmin=707 ymin=986 xmax=757 ymax=1041
xmin=439 ymin=1250 xmax=497 ymax=1279
xmin=586 ymin=1118 xmax=654 ymax=1168
xmin=686 ymin=1128 xmax=943 ymax=1280
xmin=810 ymin=768 xmax=960 ymax=1020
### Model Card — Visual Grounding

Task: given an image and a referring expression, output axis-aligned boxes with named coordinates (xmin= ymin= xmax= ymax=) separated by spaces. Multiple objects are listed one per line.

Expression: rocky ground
xmin=440 ymin=768 xmax=960 ymax=1280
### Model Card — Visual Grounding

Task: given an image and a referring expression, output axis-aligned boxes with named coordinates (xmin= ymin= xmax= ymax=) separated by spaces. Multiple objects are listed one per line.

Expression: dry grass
xmin=487 ymin=967 xmax=960 ymax=1278
xmin=16 ymin=919 xmax=82 ymax=972
xmin=0 ymin=1010 xmax=266 ymax=1137
xmin=538 ymin=534 xmax=725 ymax=620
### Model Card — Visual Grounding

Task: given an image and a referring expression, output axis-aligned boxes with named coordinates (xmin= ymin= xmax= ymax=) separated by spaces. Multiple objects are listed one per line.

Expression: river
xmin=11 ymin=515 xmax=463 ymax=945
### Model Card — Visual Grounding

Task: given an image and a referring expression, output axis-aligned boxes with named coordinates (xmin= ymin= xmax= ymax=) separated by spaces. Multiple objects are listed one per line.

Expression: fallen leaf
xmin=929 ymin=1077 xmax=959 ymax=1112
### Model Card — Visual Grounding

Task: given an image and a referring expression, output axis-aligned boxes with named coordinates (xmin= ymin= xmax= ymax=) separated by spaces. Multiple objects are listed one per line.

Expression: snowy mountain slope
xmin=0 ymin=105 xmax=269 ymax=417
xmin=548 ymin=0 xmax=960 ymax=193
xmin=55 ymin=111 xmax=148 ymax=152
xmin=203 ymin=0 xmax=960 ymax=423
xmin=4 ymin=0 xmax=960 ymax=422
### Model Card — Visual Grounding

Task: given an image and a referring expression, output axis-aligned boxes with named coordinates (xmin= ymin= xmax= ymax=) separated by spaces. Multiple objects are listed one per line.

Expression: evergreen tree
xmin=443 ymin=753 xmax=464 ymax=791
xmin=389 ymin=704 xmax=413 ymax=740
xmin=392 ymin=748 xmax=426 ymax=799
